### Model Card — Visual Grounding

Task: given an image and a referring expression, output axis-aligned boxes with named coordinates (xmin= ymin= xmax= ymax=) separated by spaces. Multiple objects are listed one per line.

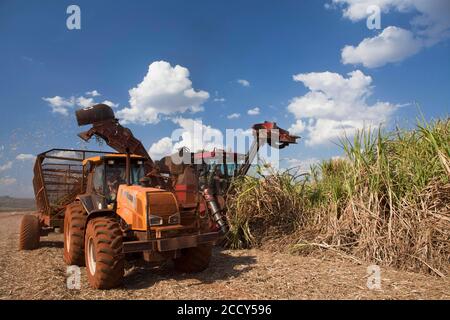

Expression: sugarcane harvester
xmin=193 ymin=122 xmax=299 ymax=234
xmin=19 ymin=103 xmax=298 ymax=289
xmin=76 ymin=104 xmax=298 ymax=234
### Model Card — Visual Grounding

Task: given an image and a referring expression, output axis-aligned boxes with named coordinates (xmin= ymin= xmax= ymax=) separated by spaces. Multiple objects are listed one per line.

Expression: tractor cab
xmin=82 ymin=154 xmax=146 ymax=208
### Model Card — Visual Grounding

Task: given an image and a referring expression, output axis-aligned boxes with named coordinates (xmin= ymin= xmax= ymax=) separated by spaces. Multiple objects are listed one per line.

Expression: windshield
xmin=99 ymin=158 xmax=145 ymax=201
xmin=202 ymin=163 xmax=244 ymax=178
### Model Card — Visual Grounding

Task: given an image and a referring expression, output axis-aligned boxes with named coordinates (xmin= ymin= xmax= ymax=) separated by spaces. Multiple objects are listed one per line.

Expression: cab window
xmin=131 ymin=161 xmax=145 ymax=184
xmin=92 ymin=164 xmax=105 ymax=195
xmin=104 ymin=159 xmax=145 ymax=201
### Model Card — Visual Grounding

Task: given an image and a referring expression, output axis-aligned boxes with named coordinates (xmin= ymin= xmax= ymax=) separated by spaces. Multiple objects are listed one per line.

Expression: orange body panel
xmin=116 ymin=185 xmax=179 ymax=231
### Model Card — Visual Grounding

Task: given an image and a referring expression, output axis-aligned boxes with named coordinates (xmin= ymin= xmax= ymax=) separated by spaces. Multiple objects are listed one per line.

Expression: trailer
xmin=32 ymin=148 xmax=116 ymax=231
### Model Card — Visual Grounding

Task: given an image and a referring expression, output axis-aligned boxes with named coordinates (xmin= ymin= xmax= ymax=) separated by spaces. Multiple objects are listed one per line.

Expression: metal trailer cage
xmin=32 ymin=148 xmax=116 ymax=228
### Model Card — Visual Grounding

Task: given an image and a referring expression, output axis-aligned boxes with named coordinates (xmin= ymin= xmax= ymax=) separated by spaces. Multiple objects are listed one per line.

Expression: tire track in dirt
xmin=0 ymin=213 xmax=449 ymax=300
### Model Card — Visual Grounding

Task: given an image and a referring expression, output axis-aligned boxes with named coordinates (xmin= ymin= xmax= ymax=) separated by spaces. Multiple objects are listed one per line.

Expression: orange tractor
xmin=19 ymin=104 xmax=298 ymax=289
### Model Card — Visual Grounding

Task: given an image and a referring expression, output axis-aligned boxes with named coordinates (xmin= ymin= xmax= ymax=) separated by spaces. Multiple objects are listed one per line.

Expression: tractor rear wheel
xmin=173 ymin=244 xmax=213 ymax=273
xmin=63 ymin=202 xmax=87 ymax=266
xmin=84 ymin=216 xmax=124 ymax=289
xmin=18 ymin=215 xmax=40 ymax=250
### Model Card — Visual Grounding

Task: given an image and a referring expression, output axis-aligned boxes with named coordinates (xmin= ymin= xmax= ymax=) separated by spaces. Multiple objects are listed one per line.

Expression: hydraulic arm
xmin=76 ymin=104 xmax=155 ymax=168
xmin=237 ymin=121 xmax=299 ymax=177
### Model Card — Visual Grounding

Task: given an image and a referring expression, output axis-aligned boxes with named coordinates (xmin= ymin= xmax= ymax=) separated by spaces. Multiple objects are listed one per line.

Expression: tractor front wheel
xmin=18 ymin=215 xmax=40 ymax=250
xmin=63 ymin=202 xmax=87 ymax=266
xmin=85 ymin=216 xmax=124 ymax=289
xmin=173 ymin=244 xmax=213 ymax=273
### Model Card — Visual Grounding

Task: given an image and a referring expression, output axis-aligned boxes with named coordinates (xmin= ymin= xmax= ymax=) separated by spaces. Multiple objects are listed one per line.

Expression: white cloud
xmin=331 ymin=0 xmax=413 ymax=21
xmin=117 ymin=61 xmax=209 ymax=124
xmin=289 ymin=120 xmax=306 ymax=135
xmin=333 ymin=0 xmax=450 ymax=67
xmin=43 ymin=93 xmax=119 ymax=115
xmin=411 ymin=0 xmax=450 ymax=44
xmin=283 ymin=157 xmax=320 ymax=172
xmin=172 ymin=118 xmax=223 ymax=152
xmin=0 ymin=177 xmax=16 ymax=186
xmin=227 ymin=113 xmax=241 ymax=119
xmin=86 ymin=90 xmax=101 ymax=97
xmin=148 ymin=137 xmax=174 ymax=159
xmin=237 ymin=79 xmax=250 ymax=87
xmin=42 ymin=96 xmax=75 ymax=116
xmin=22 ymin=56 xmax=34 ymax=63
xmin=332 ymin=155 xmax=346 ymax=161
xmin=287 ymin=70 xmax=397 ymax=146
xmin=342 ymin=26 xmax=423 ymax=68
xmin=16 ymin=154 xmax=35 ymax=161
xmin=214 ymin=97 xmax=226 ymax=102
xmin=247 ymin=107 xmax=260 ymax=116
xmin=148 ymin=118 xmax=223 ymax=159
xmin=76 ymin=96 xmax=95 ymax=109
xmin=148 ymin=120 xmax=279 ymax=166
xmin=101 ymin=100 xmax=119 ymax=108
xmin=52 ymin=150 xmax=81 ymax=159
xmin=0 ymin=161 xmax=13 ymax=172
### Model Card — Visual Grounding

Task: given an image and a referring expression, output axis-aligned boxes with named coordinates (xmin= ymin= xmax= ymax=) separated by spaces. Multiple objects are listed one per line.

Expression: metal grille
xmin=33 ymin=149 xmax=117 ymax=216
xmin=147 ymin=192 xmax=179 ymax=224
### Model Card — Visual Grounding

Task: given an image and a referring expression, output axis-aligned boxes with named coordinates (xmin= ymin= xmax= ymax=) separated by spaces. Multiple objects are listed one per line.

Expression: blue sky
xmin=0 ymin=0 xmax=449 ymax=197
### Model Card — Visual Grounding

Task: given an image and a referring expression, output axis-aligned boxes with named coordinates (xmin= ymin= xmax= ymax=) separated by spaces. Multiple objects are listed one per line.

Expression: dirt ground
xmin=0 ymin=212 xmax=449 ymax=300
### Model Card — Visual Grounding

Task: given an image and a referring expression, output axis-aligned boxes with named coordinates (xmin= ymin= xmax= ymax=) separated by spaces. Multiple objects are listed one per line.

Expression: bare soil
xmin=0 ymin=212 xmax=448 ymax=300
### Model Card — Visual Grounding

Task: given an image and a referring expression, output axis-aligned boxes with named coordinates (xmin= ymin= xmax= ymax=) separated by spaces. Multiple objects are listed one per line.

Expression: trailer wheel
xmin=63 ymin=202 xmax=87 ymax=266
xmin=173 ymin=244 xmax=213 ymax=273
xmin=85 ymin=216 xmax=124 ymax=289
xmin=19 ymin=215 xmax=40 ymax=250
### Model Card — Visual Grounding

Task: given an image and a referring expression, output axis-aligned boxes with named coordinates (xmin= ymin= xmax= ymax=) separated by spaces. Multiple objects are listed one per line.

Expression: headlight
xmin=148 ymin=215 xmax=163 ymax=226
xmin=168 ymin=213 xmax=180 ymax=225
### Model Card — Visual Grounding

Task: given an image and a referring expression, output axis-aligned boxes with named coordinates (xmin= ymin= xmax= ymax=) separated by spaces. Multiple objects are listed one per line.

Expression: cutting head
xmin=252 ymin=121 xmax=300 ymax=149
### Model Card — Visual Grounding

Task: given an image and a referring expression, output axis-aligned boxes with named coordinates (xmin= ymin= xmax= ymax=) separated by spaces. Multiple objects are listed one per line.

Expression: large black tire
xmin=173 ymin=244 xmax=213 ymax=273
xmin=85 ymin=216 xmax=124 ymax=289
xmin=63 ymin=202 xmax=87 ymax=266
xmin=18 ymin=215 xmax=40 ymax=250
